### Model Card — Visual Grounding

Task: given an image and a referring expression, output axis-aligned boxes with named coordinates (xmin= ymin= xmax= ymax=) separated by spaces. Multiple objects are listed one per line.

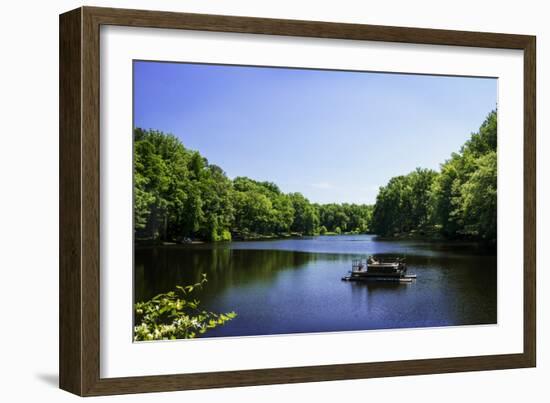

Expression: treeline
xmin=371 ymin=110 xmax=497 ymax=243
xmin=135 ymin=109 xmax=496 ymax=243
xmin=134 ymin=128 xmax=373 ymax=242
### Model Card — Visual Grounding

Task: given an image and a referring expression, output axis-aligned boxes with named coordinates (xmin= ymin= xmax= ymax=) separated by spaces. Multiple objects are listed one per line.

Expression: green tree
xmin=431 ymin=110 xmax=497 ymax=242
xmin=460 ymin=151 xmax=497 ymax=241
xmin=134 ymin=128 xmax=233 ymax=241
xmin=372 ymin=110 xmax=497 ymax=242
xmin=134 ymin=110 xmax=496 ymax=245
xmin=289 ymin=193 xmax=319 ymax=235
xmin=134 ymin=274 xmax=236 ymax=340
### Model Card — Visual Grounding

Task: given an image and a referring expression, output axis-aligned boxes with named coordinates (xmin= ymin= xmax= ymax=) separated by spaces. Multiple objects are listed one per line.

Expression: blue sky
xmin=134 ymin=61 xmax=497 ymax=204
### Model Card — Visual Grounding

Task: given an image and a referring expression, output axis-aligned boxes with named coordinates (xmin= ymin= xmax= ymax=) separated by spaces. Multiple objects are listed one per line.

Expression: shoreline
xmin=135 ymin=232 xmax=495 ymax=249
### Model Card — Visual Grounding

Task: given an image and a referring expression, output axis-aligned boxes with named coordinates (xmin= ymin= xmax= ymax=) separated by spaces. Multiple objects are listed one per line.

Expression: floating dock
xmin=341 ymin=274 xmax=417 ymax=283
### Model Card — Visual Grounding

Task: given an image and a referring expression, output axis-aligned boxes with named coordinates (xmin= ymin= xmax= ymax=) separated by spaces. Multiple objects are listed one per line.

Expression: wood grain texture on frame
xmin=59 ymin=6 xmax=536 ymax=396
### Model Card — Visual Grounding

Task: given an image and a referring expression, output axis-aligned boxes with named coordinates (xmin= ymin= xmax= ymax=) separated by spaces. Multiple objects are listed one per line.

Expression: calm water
xmin=135 ymin=235 xmax=497 ymax=337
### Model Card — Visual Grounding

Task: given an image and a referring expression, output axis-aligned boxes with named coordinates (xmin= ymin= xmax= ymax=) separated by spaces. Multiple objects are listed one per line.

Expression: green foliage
xmin=288 ymin=193 xmax=318 ymax=235
xmin=135 ymin=110 xmax=496 ymax=244
xmin=372 ymin=110 xmax=497 ymax=243
xmin=317 ymin=203 xmax=373 ymax=234
xmin=431 ymin=111 xmax=497 ymax=242
xmin=459 ymin=151 xmax=497 ymax=240
xmin=371 ymin=168 xmax=438 ymax=236
xmin=134 ymin=129 xmax=234 ymax=241
xmin=134 ymin=274 xmax=236 ymax=341
xmin=232 ymin=177 xmax=283 ymax=235
xmin=134 ymin=128 xmax=374 ymax=241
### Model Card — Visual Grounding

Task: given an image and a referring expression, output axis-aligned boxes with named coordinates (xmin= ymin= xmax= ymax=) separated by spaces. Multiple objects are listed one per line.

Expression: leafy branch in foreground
xmin=134 ymin=274 xmax=236 ymax=341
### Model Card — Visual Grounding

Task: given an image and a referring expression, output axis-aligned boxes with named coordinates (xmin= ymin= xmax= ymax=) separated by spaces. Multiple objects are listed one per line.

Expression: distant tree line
xmin=135 ymin=110 xmax=496 ymax=244
xmin=371 ymin=110 xmax=497 ymax=243
xmin=134 ymin=128 xmax=373 ymax=242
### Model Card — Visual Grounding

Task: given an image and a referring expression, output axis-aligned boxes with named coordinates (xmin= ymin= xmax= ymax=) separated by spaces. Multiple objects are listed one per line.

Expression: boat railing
xmin=351 ymin=259 xmax=367 ymax=271
xmin=352 ymin=256 xmax=406 ymax=270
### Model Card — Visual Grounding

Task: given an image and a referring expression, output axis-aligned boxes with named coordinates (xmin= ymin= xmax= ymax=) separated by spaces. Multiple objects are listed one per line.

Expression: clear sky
xmin=134 ymin=61 xmax=497 ymax=204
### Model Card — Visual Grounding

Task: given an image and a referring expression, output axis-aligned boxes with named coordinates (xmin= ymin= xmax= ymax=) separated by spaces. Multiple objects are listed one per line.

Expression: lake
xmin=134 ymin=234 xmax=497 ymax=337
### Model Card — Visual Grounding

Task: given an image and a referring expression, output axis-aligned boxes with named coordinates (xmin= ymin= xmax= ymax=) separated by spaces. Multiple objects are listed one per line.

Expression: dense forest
xmin=135 ymin=110 xmax=496 ymax=244
xmin=134 ymin=128 xmax=373 ymax=241
xmin=371 ymin=110 xmax=497 ymax=243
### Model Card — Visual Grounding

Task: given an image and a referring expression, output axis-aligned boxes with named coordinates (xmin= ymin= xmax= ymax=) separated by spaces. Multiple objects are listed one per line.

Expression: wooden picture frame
xmin=59 ymin=6 xmax=536 ymax=396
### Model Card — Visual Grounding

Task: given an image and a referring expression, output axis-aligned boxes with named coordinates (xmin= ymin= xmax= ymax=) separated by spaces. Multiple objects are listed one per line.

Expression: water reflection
xmin=135 ymin=235 xmax=496 ymax=337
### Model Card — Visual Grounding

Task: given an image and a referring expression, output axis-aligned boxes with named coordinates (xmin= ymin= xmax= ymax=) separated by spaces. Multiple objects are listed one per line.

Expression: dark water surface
xmin=135 ymin=235 xmax=497 ymax=337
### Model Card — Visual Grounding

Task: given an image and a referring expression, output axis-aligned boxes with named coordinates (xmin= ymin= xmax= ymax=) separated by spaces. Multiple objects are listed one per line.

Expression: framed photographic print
xmin=59 ymin=6 xmax=536 ymax=396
